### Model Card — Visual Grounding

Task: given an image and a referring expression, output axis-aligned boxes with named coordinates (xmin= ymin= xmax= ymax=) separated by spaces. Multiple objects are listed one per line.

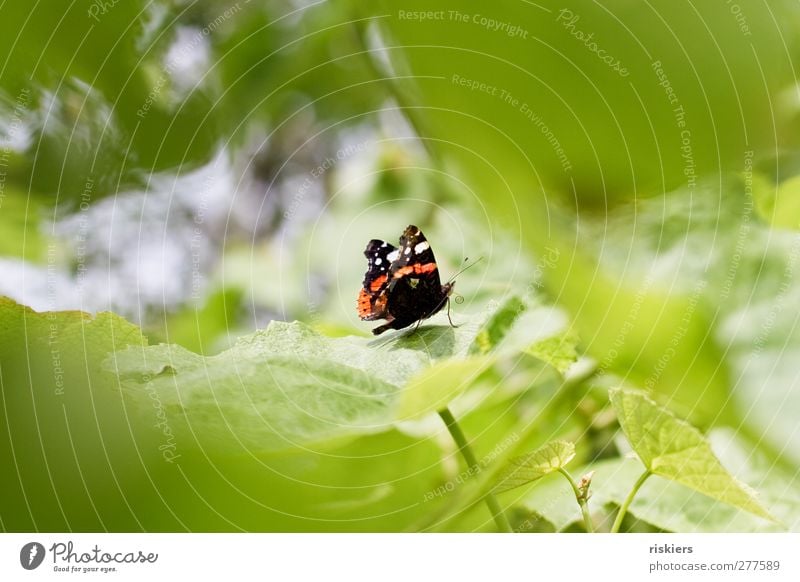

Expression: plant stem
xmin=611 ymin=469 xmax=652 ymax=533
xmin=438 ymin=407 xmax=513 ymax=533
xmin=558 ymin=468 xmax=593 ymax=533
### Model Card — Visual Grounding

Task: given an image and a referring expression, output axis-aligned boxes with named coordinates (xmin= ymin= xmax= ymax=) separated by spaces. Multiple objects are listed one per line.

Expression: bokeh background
xmin=1 ymin=0 xmax=799 ymax=532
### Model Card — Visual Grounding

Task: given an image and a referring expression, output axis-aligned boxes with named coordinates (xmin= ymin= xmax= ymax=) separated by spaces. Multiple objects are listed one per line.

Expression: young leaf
xmin=610 ymin=388 xmax=774 ymax=520
xmin=525 ymin=331 xmax=579 ymax=375
xmin=493 ymin=440 xmax=576 ymax=494
xmin=469 ymin=296 xmax=525 ymax=355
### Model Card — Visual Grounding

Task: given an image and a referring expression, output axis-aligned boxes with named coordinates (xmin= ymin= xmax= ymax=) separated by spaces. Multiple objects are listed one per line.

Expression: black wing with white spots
xmin=357 ymin=239 xmax=396 ymax=321
xmin=387 ymin=225 xmax=441 ymax=288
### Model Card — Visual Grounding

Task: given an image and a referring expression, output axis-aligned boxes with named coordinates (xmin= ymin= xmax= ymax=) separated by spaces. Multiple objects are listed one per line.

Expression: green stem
xmin=438 ymin=407 xmax=513 ymax=533
xmin=611 ymin=469 xmax=652 ymax=533
xmin=558 ymin=468 xmax=593 ymax=533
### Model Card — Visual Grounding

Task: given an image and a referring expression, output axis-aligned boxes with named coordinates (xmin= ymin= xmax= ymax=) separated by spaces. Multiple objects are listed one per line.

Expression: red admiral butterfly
xmin=357 ymin=225 xmax=455 ymax=335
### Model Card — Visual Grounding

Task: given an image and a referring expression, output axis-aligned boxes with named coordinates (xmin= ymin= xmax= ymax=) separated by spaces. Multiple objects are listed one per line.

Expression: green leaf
xmin=397 ymin=356 xmax=493 ymax=419
xmin=525 ymin=331 xmax=579 ymax=375
xmin=0 ymin=297 xmax=150 ymax=531
xmin=470 ymin=295 xmax=525 ymax=355
xmin=112 ymin=321 xmax=405 ymax=452
xmin=518 ymin=457 xmax=787 ymax=533
xmin=0 ymin=298 xmax=463 ymax=531
xmin=112 ymin=303 xmax=513 ymax=452
xmin=610 ymin=388 xmax=774 ymax=521
xmin=493 ymin=440 xmax=575 ymax=494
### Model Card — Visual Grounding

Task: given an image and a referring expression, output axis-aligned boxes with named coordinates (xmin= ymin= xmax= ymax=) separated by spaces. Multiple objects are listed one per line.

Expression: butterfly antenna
xmin=447 ymin=256 xmax=484 ymax=284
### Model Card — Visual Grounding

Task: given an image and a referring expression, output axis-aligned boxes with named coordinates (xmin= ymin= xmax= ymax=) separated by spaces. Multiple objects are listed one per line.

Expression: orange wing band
xmin=392 ymin=262 xmax=437 ymax=278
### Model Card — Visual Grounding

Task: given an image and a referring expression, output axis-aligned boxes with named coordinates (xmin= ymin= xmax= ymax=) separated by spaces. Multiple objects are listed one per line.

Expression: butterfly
xmin=357 ymin=225 xmax=455 ymax=335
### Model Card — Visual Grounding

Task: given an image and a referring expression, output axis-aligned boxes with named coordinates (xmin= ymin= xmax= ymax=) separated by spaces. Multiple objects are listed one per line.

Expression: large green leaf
xmin=0 ymin=297 xmax=149 ymax=531
xmin=0 ymin=298 xmax=501 ymax=531
xmin=610 ymin=388 xmax=773 ymax=521
xmin=525 ymin=332 xmax=579 ymax=376
xmin=111 ymin=298 xmax=523 ymax=452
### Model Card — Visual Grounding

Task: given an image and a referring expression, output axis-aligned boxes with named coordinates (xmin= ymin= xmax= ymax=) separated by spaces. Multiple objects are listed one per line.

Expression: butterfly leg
xmin=371 ymin=314 xmax=397 ymax=335
xmin=446 ymin=298 xmax=459 ymax=329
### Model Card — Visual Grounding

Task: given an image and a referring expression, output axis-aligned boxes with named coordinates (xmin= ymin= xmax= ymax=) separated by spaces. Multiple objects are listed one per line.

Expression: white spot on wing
xmin=414 ymin=241 xmax=430 ymax=254
xmin=375 ymin=258 xmax=382 ymax=265
xmin=387 ymin=250 xmax=400 ymax=261
xmin=404 ymin=246 xmax=411 ymax=255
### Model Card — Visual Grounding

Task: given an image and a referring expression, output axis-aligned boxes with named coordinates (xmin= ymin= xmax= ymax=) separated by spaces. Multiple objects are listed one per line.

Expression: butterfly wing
xmin=388 ymin=225 xmax=442 ymax=288
xmin=357 ymin=239 xmax=396 ymax=321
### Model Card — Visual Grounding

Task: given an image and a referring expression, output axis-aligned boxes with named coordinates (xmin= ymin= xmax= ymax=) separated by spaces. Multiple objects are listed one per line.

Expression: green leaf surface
xmin=470 ymin=295 xmax=525 ymax=355
xmin=113 ymin=322 xmax=402 ymax=453
xmin=610 ymin=388 xmax=773 ymax=521
xmin=0 ymin=298 xmax=457 ymax=531
xmin=493 ymin=440 xmax=575 ymax=494
xmin=0 ymin=297 xmax=150 ymax=531
xmin=112 ymin=300 xmax=518 ymax=453
xmin=525 ymin=332 xmax=579 ymax=375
